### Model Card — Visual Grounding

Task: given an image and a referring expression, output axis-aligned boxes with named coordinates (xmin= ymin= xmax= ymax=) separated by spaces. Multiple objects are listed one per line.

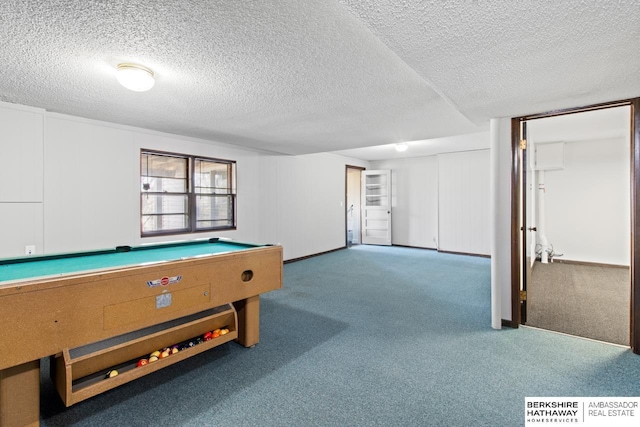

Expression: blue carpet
xmin=40 ymin=245 xmax=640 ymax=426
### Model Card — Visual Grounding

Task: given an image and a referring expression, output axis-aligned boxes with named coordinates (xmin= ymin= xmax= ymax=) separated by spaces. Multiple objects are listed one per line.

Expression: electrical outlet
xmin=25 ymin=245 xmax=35 ymax=255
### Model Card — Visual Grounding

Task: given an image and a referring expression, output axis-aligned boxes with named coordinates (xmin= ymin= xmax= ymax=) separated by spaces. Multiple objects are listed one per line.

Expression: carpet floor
xmin=39 ymin=245 xmax=640 ymax=426
xmin=526 ymin=261 xmax=630 ymax=346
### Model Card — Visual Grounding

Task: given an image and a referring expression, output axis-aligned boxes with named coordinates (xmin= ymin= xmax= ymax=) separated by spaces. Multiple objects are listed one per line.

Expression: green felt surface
xmin=0 ymin=241 xmax=259 ymax=284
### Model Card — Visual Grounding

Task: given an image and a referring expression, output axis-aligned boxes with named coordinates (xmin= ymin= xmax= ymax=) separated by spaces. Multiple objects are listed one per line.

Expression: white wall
xmin=371 ymin=147 xmax=490 ymax=256
xmin=438 ymin=150 xmax=490 ymax=255
xmin=257 ymin=153 xmax=367 ymax=260
xmin=0 ymin=103 xmax=45 ymax=257
xmin=1 ymin=102 xmax=368 ymax=261
xmin=540 ymin=137 xmax=630 ymax=265
xmin=43 ymin=113 xmax=263 ymax=253
xmin=370 ymin=156 xmax=438 ymax=248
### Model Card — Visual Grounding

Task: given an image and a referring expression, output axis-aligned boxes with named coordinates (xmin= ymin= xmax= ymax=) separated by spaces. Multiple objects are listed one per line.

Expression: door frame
xmin=345 ymin=165 xmax=366 ymax=247
xmin=510 ymin=97 xmax=640 ymax=354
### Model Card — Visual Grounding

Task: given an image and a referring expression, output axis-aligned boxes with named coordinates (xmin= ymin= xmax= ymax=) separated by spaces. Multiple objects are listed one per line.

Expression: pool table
xmin=0 ymin=238 xmax=283 ymax=427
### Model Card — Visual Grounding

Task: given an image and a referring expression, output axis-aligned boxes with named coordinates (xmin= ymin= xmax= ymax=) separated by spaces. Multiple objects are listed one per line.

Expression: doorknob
xmin=528 ymin=227 xmax=537 ymax=231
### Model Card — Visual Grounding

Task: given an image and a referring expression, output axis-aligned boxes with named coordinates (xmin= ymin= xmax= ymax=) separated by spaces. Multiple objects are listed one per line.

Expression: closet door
xmin=361 ymin=170 xmax=391 ymax=245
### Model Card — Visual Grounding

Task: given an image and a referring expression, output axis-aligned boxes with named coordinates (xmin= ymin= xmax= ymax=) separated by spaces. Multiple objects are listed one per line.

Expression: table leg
xmin=235 ymin=295 xmax=260 ymax=347
xmin=0 ymin=360 xmax=40 ymax=427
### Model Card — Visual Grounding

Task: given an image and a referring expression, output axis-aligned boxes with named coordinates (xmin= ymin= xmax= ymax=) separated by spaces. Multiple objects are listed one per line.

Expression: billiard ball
xmin=149 ymin=355 xmax=159 ymax=363
xmin=159 ymin=350 xmax=170 ymax=359
xmin=150 ymin=350 xmax=161 ymax=358
xmin=171 ymin=346 xmax=179 ymax=354
xmin=137 ymin=359 xmax=149 ymax=367
xmin=220 ymin=328 xmax=229 ymax=335
xmin=105 ymin=370 xmax=118 ymax=378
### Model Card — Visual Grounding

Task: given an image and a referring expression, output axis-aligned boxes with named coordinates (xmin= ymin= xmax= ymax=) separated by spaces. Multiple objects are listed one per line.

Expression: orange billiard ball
xmin=137 ymin=359 xmax=149 ymax=367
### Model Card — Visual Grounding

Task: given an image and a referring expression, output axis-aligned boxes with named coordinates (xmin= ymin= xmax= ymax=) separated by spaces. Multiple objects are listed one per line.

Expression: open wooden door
xmin=511 ymin=97 xmax=640 ymax=354
xmin=521 ymin=121 xmax=535 ymax=323
xmin=362 ymin=170 xmax=392 ymax=245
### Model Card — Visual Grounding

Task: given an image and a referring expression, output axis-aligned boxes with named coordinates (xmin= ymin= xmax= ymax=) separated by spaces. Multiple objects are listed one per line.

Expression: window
xmin=141 ymin=150 xmax=236 ymax=236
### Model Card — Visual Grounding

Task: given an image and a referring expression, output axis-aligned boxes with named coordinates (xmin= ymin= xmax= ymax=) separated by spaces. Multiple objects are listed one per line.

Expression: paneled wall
xmin=372 ymin=149 xmax=490 ymax=256
xmin=258 ymin=153 xmax=364 ymax=260
xmin=0 ymin=101 xmax=368 ymax=261
xmin=44 ymin=117 xmax=139 ymax=252
xmin=0 ymin=103 xmax=44 ymax=257
xmin=370 ymin=156 xmax=438 ymax=249
xmin=2 ymin=100 xmax=490 ymax=261
xmin=438 ymin=150 xmax=490 ymax=255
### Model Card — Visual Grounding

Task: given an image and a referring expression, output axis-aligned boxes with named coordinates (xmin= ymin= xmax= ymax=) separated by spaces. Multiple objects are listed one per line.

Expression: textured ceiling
xmin=339 ymin=106 xmax=630 ymax=161
xmin=1 ymin=1 xmax=638 ymax=156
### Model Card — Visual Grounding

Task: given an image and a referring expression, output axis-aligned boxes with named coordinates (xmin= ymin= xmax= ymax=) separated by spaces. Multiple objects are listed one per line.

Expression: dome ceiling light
xmin=395 ymin=143 xmax=408 ymax=152
xmin=116 ymin=63 xmax=155 ymax=92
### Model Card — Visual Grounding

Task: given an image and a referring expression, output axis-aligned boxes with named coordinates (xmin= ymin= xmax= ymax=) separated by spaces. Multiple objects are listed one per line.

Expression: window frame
xmin=140 ymin=149 xmax=237 ymax=237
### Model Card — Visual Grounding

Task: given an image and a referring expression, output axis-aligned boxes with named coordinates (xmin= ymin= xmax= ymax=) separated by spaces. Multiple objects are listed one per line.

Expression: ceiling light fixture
xmin=116 ymin=63 xmax=155 ymax=92
xmin=395 ymin=143 xmax=408 ymax=152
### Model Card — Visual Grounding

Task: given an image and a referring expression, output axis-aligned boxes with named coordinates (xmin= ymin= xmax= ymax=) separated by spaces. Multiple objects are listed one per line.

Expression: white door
xmin=362 ymin=170 xmax=392 ymax=245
